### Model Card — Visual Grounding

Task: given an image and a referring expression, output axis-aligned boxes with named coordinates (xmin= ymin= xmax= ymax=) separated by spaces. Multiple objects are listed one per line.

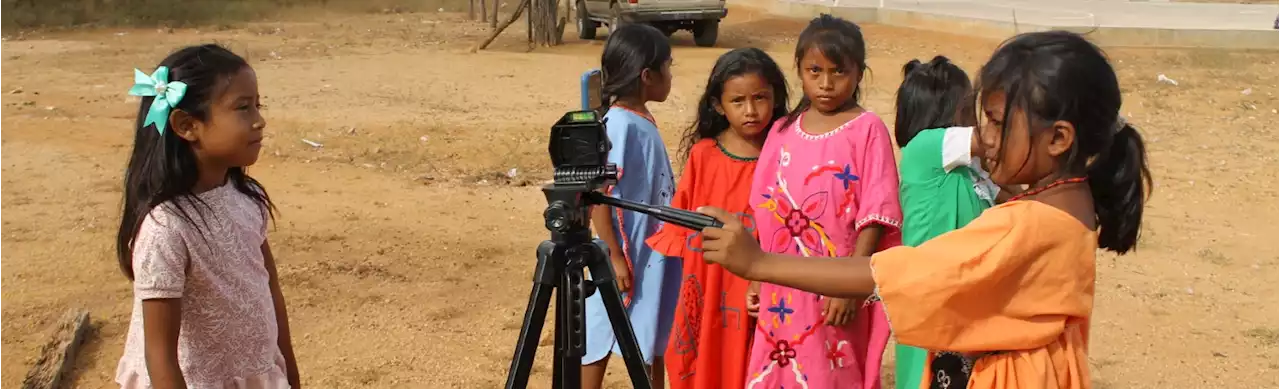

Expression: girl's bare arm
xmin=699 ymin=206 xmax=878 ymax=299
xmin=591 ymin=204 xmax=624 ymax=260
xmin=747 ymin=254 xmax=877 ymax=299
xmin=142 ymin=299 xmax=188 ymax=389
xmin=263 ymin=241 xmax=301 ymax=389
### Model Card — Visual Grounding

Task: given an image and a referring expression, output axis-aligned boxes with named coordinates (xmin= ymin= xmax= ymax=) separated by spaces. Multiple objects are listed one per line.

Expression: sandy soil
xmin=2 ymin=4 xmax=1277 ymax=388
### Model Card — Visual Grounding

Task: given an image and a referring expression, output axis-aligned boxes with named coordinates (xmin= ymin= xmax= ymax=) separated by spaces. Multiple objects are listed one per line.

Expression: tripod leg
xmin=505 ymin=242 xmax=560 ymax=389
xmin=584 ymin=253 xmax=654 ymax=389
xmin=552 ymin=287 xmax=564 ymax=389
xmin=557 ymin=269 xmax=583 ymax=388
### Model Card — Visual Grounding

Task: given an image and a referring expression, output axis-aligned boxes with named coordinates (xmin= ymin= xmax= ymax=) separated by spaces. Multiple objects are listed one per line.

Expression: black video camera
xmin=548 ymin=69 xmax=616 ymax=191
xmin=548 ymin=109 xmax=617 ymax=190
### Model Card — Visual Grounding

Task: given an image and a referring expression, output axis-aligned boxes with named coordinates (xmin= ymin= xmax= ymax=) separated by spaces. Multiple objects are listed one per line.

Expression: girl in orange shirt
xmin=695 ymin=30 xmax=1151 ymax=389
xmin=646 ymin=47 xmax=790 ymax=389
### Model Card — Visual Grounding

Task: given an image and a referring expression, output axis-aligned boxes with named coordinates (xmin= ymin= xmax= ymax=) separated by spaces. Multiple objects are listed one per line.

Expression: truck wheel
xmin=649 ymin=23 xmax=675 ymax=37
xmin=693 ymin=20 xmax=719 ymax=47
xmin=577 ymin=1 xmax=598 ymax=40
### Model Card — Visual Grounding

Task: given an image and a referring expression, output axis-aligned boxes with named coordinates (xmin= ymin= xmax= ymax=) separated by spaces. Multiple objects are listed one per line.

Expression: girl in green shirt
xmin=891 ymin=56 xmax=1009 ymax=389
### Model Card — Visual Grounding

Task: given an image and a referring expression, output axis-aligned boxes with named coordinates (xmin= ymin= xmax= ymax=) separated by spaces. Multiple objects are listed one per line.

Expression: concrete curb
xmin=733 ymin=0 xmax=1279 ymax=49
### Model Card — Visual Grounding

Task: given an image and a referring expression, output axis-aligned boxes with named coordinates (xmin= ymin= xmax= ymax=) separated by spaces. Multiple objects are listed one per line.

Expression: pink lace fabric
xmin=115 ymin=183 xmax=291 ymax=389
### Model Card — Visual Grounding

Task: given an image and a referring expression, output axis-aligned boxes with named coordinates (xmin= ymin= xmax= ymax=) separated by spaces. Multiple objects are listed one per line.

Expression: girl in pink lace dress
xmin=744 ymin=14 xmax=901 ymax=389
xmin=115 ymin=44 xmax=300 ymax=389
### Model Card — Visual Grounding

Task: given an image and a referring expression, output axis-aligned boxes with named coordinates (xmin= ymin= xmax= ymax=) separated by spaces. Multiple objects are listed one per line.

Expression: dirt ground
xmin=2 ymin=4 xmax=1277 ymax=388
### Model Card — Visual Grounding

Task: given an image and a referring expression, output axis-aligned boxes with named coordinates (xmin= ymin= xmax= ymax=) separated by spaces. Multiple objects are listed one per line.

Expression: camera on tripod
xmin=547 ymin=109 xmax=616 ymax=190
xmin=503 ymin=70 xmax=722 ymax=389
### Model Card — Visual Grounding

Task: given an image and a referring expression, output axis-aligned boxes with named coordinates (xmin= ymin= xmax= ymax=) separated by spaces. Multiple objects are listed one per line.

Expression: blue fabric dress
xmin=582 ymin=107 xmax=682 ymax=365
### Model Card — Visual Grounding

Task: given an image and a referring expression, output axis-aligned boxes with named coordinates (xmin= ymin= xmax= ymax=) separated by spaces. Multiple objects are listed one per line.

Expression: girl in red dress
xmin=646 ymin=47 xmax=789 ymax=389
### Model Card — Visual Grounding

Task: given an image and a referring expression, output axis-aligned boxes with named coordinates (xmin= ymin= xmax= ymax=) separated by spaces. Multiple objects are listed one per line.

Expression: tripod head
xmin=542 ymin=109 xmax=722 ymax=238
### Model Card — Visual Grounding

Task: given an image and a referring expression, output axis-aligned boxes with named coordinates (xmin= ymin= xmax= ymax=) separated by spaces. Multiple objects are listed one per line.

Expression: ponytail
xmin=893 ymin=55 xmax=972 ymax=146
xmin=1086 ymin=120 xmax=1151 ymax=254
xmin=902 ymin=58 xmax=922 ymax=76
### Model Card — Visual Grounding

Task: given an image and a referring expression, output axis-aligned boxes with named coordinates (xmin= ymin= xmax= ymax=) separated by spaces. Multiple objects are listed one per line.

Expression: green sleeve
xmin=899 ymin=128 xmax=946 ymax=174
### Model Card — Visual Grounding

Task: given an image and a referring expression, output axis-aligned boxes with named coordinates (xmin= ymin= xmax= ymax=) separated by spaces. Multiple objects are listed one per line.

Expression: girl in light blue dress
xmin=582 ymin=23 xmax=680 ymax=389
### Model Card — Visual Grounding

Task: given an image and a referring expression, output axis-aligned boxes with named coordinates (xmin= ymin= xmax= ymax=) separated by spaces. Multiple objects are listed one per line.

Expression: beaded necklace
xmin=715 ymin=140 xmax=759 ymax=162
xmin=1007 ymin=177 xmax=1088 ymax=202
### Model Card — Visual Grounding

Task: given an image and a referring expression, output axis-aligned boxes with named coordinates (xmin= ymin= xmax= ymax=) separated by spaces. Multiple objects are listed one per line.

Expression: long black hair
xmin=779 ymin=13 xmax=867 ymax=130
xmin=116 ymin=44 xmax=276 ymax=280
xmin=976 ymin=31 xmax=1150 ymax=254
xmin=893 ymin=55 xmax=973 ymax=147
xmin=600 ymin=24 xmax=672 ymax=106
xmin=679 ymin=47 xmax=789 ymax=162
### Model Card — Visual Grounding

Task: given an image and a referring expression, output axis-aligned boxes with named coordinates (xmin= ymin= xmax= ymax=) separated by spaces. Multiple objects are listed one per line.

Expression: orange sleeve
xmin=645 ymin=146 xmax=700 ymax=258
xmin=869 ymin=202 xmax=1096 ymax=353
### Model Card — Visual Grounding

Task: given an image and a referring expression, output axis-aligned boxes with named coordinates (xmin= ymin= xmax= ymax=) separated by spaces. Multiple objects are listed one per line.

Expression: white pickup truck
xmin=575 ymin=0 xmax=728 ymax=47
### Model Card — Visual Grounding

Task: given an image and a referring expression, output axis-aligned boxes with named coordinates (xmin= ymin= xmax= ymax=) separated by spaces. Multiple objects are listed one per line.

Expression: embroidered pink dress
xmin=116 ymin=183 xmax=290 ymax=389
xmin=745 ymin=112 xmax=902 ymax=389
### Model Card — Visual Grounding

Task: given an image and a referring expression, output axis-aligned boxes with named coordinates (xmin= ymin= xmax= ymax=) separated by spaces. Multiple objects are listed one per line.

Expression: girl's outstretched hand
xmin=697 ymin=206 xmax=765 ymax=279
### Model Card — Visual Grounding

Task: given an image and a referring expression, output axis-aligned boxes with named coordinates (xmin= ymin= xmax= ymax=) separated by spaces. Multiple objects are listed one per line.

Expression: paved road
xmin=791 ymin=0 xmax=1277 ymax=30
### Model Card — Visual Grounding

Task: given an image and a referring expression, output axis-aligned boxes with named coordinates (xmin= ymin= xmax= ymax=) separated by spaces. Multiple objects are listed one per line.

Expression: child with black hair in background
xmin=891 ymin=55 xmax=996 ymax=389
xmin=582 ymin=23 xmax=680 ymax=389
xmin=645 ymin=47 xmax=790 ymax=389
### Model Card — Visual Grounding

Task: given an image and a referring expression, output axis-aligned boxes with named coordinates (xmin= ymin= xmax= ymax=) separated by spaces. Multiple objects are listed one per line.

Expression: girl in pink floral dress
xmin=115 ymin=44 xmax=299 ymax=389
xmin=744 ymin=14 xmax=901 ymax=389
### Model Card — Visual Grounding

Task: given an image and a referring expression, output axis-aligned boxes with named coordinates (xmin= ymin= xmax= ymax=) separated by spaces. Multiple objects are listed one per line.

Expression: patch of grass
xmin=1 ymin=0 xmax=467 ymax=32
xmin=1196 ymin=247 xmax=1232 ymax=266
xmin=1243 ymin=326 xmax=1278 ymax=347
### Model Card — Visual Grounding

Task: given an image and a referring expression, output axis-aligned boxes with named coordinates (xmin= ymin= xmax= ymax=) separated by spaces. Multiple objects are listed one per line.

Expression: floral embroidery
xmin=803 ymin=161 xmax=861 ymax=218
xmin=833 ymin=165 xmax=859 ymax=189
xmin=825 ymin=340 xmax=851 ymax=370
xmin=758 ymin=170 xmax=838 ymax=257
xmin=747 ymin=318 xmax=823 ymax=389
xmin=769 ymin=340 xmax=799 ymax=367
xmin=767 ymin=292 xmax=795 ymax=328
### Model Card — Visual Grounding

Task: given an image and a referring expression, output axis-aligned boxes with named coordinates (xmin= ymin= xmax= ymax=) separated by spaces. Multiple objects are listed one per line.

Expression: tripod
xmin=504 ymin=183 xmax=721 ymax=389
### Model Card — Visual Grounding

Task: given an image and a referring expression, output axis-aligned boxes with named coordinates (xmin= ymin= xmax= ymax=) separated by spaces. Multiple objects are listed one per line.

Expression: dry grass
xmin=1244 ymin=327 xmax=1279 ymax=347
xmin=1 ymin=0 xmax=471 ymax=31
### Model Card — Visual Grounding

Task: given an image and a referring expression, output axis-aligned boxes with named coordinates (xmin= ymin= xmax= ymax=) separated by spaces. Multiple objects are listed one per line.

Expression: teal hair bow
xmin=128 ymin=66 xmax=188 ymax=135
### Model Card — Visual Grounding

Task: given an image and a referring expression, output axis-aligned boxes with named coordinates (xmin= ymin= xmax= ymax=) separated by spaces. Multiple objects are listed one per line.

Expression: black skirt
xmin=928 ymin=351 xmax=1000 ymax=389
